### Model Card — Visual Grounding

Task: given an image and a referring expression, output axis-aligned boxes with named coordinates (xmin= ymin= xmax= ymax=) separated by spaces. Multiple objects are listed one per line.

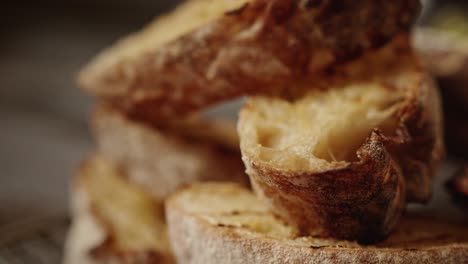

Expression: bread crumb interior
xmin=241 ymin=83 xmax=403 ymax=171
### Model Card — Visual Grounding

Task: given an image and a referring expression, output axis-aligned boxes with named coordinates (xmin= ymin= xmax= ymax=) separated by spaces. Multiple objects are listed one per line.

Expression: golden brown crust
xmin=166 ymin=183 xmax=468 ymax=264
xmin=238 ymin=42 xmax=444 ymax=242
xmin=79 ymin=0 xmax=420 ymax=118
xmin=245 ymin=132 xmax=406 ymax=243
xmin=382 ymin=70 xmax=444 ymax=203
xmin=91 ymin=104 xmax=248 ymax=200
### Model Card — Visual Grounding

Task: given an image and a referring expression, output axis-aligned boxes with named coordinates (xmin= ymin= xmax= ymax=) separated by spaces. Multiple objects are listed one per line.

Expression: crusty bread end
xmin=238 ymin=38 xmax=444 ymax=242
xmin=79 ymin=0 xmax=420 ymax=118
xmin=167 ymin=183 xmax=468 ymax=264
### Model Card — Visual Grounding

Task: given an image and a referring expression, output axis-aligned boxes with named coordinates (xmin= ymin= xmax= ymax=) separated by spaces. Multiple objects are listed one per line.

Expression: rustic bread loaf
xmin=78 ymin=0 xmax=420 ymax=118
xmin=167 ymin=183 xmax=468 ymax=264
xmin=238 ymin=37 xmax=444 ymax=242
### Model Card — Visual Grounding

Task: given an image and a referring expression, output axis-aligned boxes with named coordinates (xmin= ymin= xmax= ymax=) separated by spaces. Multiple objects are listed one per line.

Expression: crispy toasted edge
xmin=237 ymin=64 xmax=444 ymax=241
xmin=239 ymin=65 xmax=444 ymax=193
xmin=389 ymin=69 xmax=445 ymax=202
xmin=244 ymin=130 xmax=407 ymax=243
xmin=166 ymin=183 xmax=468 ymax=264
xmin=238 ymin=66 xmax=445 ymax=196
xmin=90 ymin=104 xmax=248 ymax=199
xmin=78 ymin=0 xmax=420 ymax=117
xmin=64 ymin=156 xmax=174 ymax=264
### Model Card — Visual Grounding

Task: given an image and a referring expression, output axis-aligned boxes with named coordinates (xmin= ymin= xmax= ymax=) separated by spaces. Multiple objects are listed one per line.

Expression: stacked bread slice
xmin=65 ymin=157 xmax=173 ymax=263
xmin=237 ymin=37 xmax=444 ymax=243
xmin=67 ymin=0 xmax=468 ymax=263
xmin=167 ymin=183 xmax=468 ymax=264
xmin=78 ymin=0 xmax=420 ymax=118
xmin=64 ymin=107 xmax=247 ymax=263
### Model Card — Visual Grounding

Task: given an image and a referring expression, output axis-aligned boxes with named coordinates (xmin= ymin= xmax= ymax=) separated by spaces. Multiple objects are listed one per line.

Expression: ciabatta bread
xmin=92 ymin=105 xmax=248 ymax=200
xmin=64 ymin=156 xmax=174 ymax=264
xmin=166 ymin=183 xmax=468 ymax=264
xmin=79 ymin=0 xmax=420 ymax=118
xmin=238 ymin=37 xmax=444 ymax=242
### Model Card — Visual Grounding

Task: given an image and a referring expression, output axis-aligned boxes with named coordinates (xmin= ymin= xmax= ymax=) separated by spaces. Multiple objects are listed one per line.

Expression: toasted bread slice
xmin=64 ymin=156 xmax=174 ymax=264
xmin=238 ymin=37 xmax=444 ymax=242
xmin=92 ymin=105 xmax=248 ymax=200
xmin=166 ymin=183 xmax=468 ymax=264
xmin=79 ymin=0 xmax=420 ymax=117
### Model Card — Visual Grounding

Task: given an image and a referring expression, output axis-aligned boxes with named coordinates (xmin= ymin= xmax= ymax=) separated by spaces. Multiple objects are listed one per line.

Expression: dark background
xmin=0 ymin=1 xmax=182 ymax=226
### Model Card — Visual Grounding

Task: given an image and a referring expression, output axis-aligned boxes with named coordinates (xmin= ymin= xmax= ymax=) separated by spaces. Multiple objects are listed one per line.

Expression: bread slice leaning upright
xmin=238 ymin=35 xmax=444 ymax=243
xmin=64 ymin=156 xmax=175 ymax=264
xmin=78 ymin=0 xmax=420 ymax=117
xmin=166 ymin=183 xmax=468 ymax=264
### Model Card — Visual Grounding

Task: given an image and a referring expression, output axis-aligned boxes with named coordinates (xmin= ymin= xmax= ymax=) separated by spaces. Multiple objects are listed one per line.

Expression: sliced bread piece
xmin=92 ymin=105 xmax=248 ymax=200
xmin=64 ymin=156 xmax=174 ymax=264
xmin=238 ymin=36 xmax=444 ymax=242
xmin=78 ymin=0 xmax=420 ymax=117
xmin=167 ymin=183 xmax=468 ymax=264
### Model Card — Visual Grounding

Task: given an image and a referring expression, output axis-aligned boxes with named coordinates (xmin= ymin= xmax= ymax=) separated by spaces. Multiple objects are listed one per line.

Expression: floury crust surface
xmin=79 ymin=0 xmax=421 ymax=118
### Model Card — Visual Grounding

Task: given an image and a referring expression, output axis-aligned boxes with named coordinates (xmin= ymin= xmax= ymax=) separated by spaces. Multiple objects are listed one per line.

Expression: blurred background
xmin=0 ymin=1 xmax=181 ymax=261
xmin=0 ymin=0 xmax=467 ymax=262
xmin=1 ymin=0 xmax=181 ymax=225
